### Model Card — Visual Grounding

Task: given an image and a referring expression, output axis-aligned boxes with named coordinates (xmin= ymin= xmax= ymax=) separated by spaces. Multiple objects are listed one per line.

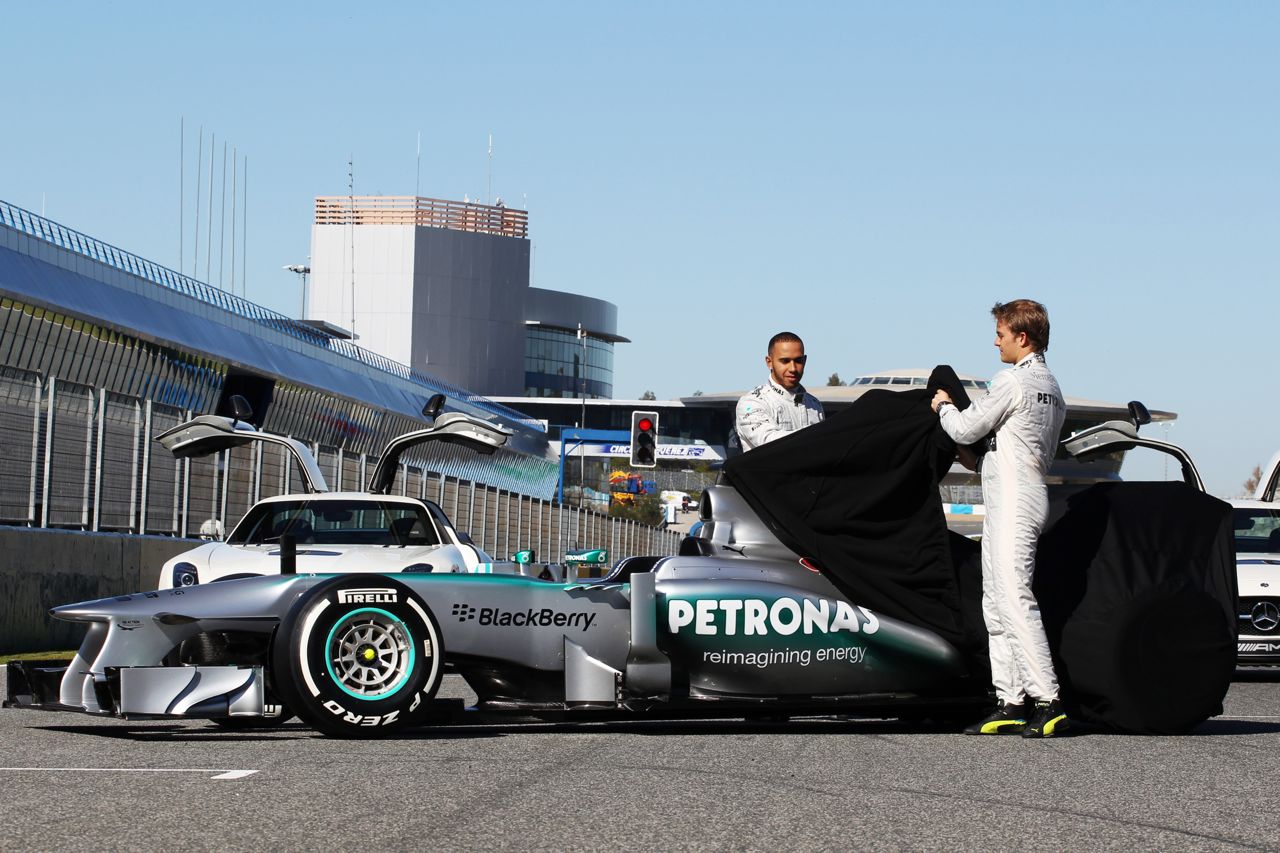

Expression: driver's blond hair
xmin=992 ymin=300 xmax=1051 ymax=352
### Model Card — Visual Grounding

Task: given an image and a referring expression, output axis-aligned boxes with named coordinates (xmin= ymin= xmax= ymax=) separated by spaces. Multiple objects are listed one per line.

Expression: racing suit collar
xmin=766 ymin=375 xmax=808 ymax=404
xmin=1015 ymin=351 xmax=1046 ymax=369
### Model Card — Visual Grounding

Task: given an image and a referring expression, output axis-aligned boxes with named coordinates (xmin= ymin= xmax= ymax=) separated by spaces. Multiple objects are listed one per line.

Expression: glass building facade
xmin=524 ymin=327 xmax=615 ymax=399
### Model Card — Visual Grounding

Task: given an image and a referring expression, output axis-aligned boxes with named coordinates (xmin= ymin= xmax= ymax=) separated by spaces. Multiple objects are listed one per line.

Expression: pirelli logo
xmin=338 ymin=588 xmax=399 ymax=605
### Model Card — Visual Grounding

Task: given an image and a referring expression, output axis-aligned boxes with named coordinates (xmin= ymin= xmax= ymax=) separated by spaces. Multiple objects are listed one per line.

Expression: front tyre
xmin=272 ymin=576 xmax=444 ymax=738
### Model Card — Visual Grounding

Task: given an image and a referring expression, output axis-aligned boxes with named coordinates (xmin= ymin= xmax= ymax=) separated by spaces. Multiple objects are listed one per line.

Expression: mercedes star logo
xmin=1250 ymin=601 xmax=1280 ymax=633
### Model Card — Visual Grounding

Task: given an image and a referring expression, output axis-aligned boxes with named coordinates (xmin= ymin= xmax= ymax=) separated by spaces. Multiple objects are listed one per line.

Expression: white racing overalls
xmin=735 ymin=377 xmax=824 ymax=451
xmin=939 ymin=352 xmax=1066 ymax=703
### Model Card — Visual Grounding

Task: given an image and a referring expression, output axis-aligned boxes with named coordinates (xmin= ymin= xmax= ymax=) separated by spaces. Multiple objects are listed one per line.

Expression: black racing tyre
xmin=271 ymin=576 xmax=444 ymax=738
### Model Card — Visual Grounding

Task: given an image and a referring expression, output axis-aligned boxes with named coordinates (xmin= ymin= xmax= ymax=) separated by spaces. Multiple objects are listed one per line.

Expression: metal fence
xmin=0 ymin=368 xmax=680 ymax=562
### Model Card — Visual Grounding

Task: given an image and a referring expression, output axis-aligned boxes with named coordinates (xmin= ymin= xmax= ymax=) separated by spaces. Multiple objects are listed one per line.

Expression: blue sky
xmin=2 ymin=2 xmax=1277 ymax=496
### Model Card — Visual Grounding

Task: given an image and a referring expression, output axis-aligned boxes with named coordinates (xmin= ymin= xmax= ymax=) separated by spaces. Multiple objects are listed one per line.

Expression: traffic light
xmin=630 ymin=410 xmax=658 ymax=468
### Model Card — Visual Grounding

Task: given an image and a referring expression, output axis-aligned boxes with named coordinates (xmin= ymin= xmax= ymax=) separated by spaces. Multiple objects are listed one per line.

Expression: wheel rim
xmin=324 ymin=608 xmax=416 ymax=700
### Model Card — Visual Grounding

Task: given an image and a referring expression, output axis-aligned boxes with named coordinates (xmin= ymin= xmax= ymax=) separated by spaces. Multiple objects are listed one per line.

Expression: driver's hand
xmin=931 ymin=390 xmax=953 ymax=413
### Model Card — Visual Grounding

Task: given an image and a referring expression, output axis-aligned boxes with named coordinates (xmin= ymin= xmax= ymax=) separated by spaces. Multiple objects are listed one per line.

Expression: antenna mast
xmin=179 ymin=117 xmax=184 ymax=273
xmin=229 ymin=146 xmax=237 ymax=295
xmin=205 ymin=133 xmax=215 ymax=283
xmin=241 ymin=156 xmax=248 ymax=297
xmin=348 ymin=155 xmax=356 ymax=339
xmin=192 ymin=126 xmax=203 ymax=277
xmin=218 ymin=140 xmax=227 ymax=289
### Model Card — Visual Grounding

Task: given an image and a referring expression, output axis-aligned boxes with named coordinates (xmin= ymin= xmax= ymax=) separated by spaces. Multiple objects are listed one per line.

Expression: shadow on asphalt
xmin=25 ymin=717 xmax=969 ymax=742
xmin=1189 ymin=719 xmax=1280 ymax=736
xmin=1233 ymin=668 xmax=1280 ymax=683
xmin=27 ymin=714 xmax=1280 ymax=742
xmin=33 ymin=723 xmax=314 ymax=742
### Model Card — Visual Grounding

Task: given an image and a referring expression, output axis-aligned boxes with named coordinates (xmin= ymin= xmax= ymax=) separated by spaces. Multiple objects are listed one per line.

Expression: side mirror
xmin=422 ymin=394 xmax=446 ymax=419
xmin=229 ymin=394 xmax=253 ymax=423
xmin=1127 ymin=400 xmax=1152 ymax=430
xmin=512 ymin=549 xmax=535 ymax=564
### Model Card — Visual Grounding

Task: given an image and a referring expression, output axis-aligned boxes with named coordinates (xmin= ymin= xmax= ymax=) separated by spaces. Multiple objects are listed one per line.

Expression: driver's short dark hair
xmin=767 ymin=331 xmax=804 ymax=354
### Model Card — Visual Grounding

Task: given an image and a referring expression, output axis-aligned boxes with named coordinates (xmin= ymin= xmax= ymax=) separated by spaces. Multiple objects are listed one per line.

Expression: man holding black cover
xmin=931 ymin=300 xmax=1068 ymax=738
xmin=735 ymin=332 xmax=824 ymax=451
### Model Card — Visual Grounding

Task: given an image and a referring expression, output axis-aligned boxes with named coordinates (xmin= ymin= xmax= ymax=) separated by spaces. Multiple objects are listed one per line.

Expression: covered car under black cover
xmin=724 ymin=369 xmax=1235 ymax=734
xmin=1035 ymin=482 xmax=1236 ymax=733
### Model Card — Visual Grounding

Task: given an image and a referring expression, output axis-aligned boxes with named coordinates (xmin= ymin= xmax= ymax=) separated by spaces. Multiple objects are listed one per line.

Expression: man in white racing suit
xmin=931 ymin=300 xmax=1068 ymax=738
xmin=735 ymin=332 xmax=824 ymax=451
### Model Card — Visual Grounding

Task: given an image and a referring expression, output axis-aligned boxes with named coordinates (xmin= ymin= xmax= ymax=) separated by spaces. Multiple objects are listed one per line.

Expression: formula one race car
xmin=4 ymin=381 xmax=1237 ymax=737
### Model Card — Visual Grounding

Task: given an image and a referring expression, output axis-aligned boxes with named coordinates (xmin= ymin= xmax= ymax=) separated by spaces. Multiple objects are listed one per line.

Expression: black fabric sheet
xmin=1036 ymin=483 xmax=1237 ymax=734
xmin=723 ymin=369 xmax=1237 ymax=734
xmin=723 ymin=383 xmax=987 ymax=658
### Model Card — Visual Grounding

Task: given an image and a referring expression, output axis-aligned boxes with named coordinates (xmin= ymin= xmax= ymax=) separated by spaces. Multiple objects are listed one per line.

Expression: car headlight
xmin=172 ymin=562 xmax=200 ymax=587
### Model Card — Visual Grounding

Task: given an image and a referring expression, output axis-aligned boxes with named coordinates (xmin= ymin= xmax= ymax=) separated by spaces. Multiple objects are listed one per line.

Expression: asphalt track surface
xmin=4 ymin=671 xmax=1280 ymax=851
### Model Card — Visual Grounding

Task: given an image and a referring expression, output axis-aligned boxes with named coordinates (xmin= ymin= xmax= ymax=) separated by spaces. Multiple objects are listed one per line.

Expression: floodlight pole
xmin=284 ymin=264 xmax=311 ymax=318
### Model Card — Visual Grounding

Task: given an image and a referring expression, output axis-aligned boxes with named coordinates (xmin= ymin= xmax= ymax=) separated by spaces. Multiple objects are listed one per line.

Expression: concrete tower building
xmin=308 ymin=195 xmax=624 ymax=399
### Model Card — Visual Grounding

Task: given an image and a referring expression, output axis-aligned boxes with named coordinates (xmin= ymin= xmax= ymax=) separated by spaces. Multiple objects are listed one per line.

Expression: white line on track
xmin=0 ymin=767 xmax=258 ymax=780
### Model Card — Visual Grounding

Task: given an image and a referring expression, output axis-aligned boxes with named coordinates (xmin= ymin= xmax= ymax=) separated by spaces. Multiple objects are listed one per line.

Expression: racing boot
xmin=963 ymin=701 xmax=1026 ymax=735
xmin=1021 ymin=699 xmax=1069 ymax=738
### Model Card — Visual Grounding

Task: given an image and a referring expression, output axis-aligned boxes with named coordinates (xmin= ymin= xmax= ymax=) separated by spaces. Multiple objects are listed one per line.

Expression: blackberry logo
xmin=448 ymin=603 xmax=597 ymax=631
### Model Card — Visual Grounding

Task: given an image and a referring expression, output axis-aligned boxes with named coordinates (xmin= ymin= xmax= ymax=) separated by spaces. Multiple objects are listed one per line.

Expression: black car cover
xmin=1035 ymin=482 xmax=1236 ymax=734
xmin=723 ymin=378 xmax=988 ymax=658
xmin=724 ymin=367 xmax=1236 ymax=734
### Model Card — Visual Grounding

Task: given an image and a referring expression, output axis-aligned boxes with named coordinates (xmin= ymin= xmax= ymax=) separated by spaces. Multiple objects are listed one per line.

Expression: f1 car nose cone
xmin=49 ymin=602 xmax=111 ymax=622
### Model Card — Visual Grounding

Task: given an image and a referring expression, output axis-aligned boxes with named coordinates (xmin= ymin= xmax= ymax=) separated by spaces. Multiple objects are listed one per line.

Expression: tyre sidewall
xmin=274 ymin=576 xmax=443 ymax=737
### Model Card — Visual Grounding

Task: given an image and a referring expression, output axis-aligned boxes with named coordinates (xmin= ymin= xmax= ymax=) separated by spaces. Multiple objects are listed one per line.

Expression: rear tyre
xmin=272 ymin=576 xmax=444 ymax=738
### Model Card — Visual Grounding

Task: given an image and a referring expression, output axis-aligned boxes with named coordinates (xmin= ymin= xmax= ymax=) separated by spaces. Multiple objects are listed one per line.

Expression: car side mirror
xmin=1127 ymin=400 xmax=1152 ymax=430
xmin=229 ymin=395 xmax=253 ymax=423
xmin=422 ymin=394 xmax=446 ymax=420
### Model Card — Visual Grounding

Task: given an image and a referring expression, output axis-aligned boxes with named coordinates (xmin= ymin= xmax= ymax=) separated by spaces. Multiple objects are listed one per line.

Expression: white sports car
xmin=1233 ymin=499 xmax=1280 ymax=664
xmin=160 ymin=492 xmax=501 ymax=588
xmin=157 ymin=395 xmax=558 ymax=589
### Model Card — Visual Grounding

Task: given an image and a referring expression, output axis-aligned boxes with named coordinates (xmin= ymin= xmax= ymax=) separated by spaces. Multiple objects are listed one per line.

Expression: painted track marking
xmin=0 ymin=767 xmax=258 ymax=780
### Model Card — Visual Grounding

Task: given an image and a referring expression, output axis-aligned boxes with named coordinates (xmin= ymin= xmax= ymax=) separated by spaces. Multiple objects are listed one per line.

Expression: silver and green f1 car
xmin=3 ymin=530 xmax=980 ymax=738
xmin=4 ymin=391 xmax=1238 ymax=737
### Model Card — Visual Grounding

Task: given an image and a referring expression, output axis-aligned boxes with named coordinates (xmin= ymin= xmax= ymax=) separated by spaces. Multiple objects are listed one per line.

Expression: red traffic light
xmin=630 ymin=410 xmax=659 ymax=468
